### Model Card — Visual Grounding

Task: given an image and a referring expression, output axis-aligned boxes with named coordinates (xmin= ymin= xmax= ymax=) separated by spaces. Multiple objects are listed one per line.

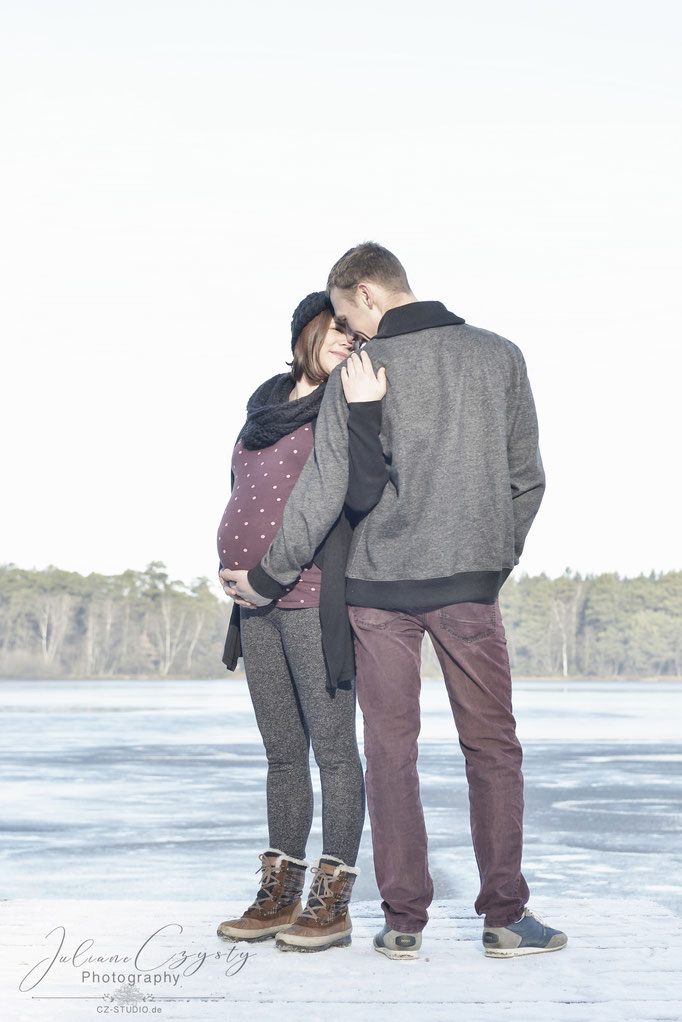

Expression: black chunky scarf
xmin=238 ymin=373 xmax=326 ymax=451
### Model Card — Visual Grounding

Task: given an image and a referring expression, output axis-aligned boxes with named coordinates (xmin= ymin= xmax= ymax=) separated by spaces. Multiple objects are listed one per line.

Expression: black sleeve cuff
xmin=347 ymin=400 xmax=382 ymax=432
xmin=247 ymin=562 xmax=289 ymax=600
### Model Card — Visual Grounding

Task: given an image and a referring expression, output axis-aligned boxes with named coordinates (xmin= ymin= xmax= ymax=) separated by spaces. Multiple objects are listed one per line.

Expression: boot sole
xmin=275 ymin=934 xmax=352 ymax=953
xmin=217 ymin=925 xmax=291 ymax=943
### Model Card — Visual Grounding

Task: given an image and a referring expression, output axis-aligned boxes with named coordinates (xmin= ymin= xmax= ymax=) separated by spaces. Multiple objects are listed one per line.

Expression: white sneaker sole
xmin=485 ymin=941 xmax=567 ymax=958
xmin=373 ymin=942 xmax=420 ymax=960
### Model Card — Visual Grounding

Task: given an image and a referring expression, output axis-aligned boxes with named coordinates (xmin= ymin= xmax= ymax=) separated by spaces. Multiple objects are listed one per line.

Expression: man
xmin=222 ymin=242 xmax=566 ymax=959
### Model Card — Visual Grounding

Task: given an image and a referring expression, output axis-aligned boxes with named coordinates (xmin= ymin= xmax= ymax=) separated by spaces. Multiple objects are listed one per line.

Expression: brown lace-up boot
xmin=276 ymin=855 xmax=358 ymax=952
xmin=217 ymin=849 xmax=308 ymax=942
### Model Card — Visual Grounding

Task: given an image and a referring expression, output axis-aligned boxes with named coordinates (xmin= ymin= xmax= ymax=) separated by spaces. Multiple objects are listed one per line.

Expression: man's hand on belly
xmin=219 ymin=568 xmax=272 ymax=608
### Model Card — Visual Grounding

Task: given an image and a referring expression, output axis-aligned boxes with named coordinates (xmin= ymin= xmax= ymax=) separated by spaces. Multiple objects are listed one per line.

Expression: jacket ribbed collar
xmin=375 ymin=300 xmax=465 ymax=339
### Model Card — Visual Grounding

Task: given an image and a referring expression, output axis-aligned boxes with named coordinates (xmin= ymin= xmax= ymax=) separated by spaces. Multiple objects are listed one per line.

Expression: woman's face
xmin=317 ymin=320 xmax=353 ymax=377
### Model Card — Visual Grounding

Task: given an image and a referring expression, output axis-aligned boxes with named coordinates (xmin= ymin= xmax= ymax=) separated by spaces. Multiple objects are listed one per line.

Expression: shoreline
xmin=1 ymin=674 xmax=681 ymax=684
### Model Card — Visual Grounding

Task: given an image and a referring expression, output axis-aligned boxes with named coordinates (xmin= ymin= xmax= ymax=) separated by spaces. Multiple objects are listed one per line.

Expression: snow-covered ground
xmin=3 ymin=896 xmax=681 ymax=1022
xmin=1 ymin=679 xmax=681 ymax=1020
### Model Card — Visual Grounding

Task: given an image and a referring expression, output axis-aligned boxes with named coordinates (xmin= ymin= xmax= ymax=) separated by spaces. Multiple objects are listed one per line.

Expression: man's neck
xmin=378 ymin=291 xmax=418 ymax=317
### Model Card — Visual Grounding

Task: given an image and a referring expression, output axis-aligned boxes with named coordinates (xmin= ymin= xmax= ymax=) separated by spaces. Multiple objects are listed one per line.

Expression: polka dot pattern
xmin=217 ymin=423 xmax=322 ymax=607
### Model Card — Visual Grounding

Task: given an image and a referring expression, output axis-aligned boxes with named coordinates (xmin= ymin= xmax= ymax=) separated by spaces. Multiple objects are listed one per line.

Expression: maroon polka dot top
xmin=217 ymin=423 xmax=323 ymax=608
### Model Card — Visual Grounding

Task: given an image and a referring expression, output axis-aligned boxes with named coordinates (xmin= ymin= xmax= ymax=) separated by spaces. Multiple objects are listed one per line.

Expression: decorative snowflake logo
xmin=103 ymin=984 xmax=153 ymax=1004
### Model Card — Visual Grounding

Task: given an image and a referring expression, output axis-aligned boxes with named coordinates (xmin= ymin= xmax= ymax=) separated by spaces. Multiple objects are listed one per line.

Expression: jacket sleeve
xmin=248 ymin=368 xmax=351 ymax=599
xmin=507 ymin=352 xmax=545 ymax=563
xmin=345 ymin=400 xmax=389 ymax=521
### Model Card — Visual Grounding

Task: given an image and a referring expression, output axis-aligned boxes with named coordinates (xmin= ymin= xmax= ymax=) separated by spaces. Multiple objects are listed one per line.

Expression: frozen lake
xmin=1 ymin=679 xmax=681 ymax=917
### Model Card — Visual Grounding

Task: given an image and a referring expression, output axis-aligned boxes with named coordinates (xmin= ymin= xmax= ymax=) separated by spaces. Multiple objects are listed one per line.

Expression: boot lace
xmin=257 ymin=852 xmax=279 ymax=883
xmin=298 ymin=866 xmax=336 ymax=921
xmin=249 ymin=853 xmax=304 ymax=911
xmin=248 ymin=853 xmax=281 ymax=909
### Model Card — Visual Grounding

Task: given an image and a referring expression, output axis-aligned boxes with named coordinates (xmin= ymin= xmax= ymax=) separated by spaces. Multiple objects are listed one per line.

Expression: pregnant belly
xmin=218 ymin=497 xmax=281 ymax=570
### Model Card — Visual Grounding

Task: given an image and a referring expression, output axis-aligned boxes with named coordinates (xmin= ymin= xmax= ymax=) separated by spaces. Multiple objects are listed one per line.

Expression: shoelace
xmin=522 ymin=908 xmax=547 ymax=928
xmin=299 ymin=867 xmax=336 ymax=919
xmin=249 ymin=854 xmax=280 ymax=907
xmin=256 ymin=853 xmax=278 ymax=885
xmin=250 ymin=854 xmax=304 ymax=909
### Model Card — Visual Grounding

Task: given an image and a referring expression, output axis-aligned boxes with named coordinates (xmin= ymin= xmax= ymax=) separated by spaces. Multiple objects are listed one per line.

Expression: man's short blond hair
xmin=327 ymin=242 xmax=411 ymax=295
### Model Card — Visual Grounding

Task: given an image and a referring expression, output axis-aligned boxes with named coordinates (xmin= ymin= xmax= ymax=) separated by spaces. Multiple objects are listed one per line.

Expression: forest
xmin=0 ymin=562 xmax=680 ymax=680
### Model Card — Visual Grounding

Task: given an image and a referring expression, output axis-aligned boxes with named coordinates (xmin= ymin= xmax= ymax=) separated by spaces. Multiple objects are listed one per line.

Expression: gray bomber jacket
xmin=248 ymin=301 xmax=545 ymax=610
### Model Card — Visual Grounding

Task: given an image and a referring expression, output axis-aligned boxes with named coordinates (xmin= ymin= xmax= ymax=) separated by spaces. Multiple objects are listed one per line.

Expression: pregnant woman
xmin=216 ymin=291 xmax=387 ymax=953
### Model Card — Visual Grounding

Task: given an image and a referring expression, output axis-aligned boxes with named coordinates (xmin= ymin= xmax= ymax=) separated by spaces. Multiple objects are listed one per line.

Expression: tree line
xmin=0 ymin=563 xmax=680 ymax=680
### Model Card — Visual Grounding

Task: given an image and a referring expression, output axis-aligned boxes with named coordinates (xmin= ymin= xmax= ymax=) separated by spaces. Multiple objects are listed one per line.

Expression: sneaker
xmin=482 ymin=908 xmax=567 ymax=957
xmin=373 ymin=923 xmax=422 ymax=960
xmin=276 ymin=856 xmax=358 ymax=952
xmin=217 ymin=849 xmax=308 ymax=942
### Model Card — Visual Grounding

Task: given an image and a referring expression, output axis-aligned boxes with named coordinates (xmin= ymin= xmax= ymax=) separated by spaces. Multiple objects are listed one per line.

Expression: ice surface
xmin=0 ymin=680 xmax=680 ymax=915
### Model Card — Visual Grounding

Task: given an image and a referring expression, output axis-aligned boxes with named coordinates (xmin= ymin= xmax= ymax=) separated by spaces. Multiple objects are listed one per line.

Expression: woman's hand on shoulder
xmin=341 ymin=350 xmax=387 ymax=403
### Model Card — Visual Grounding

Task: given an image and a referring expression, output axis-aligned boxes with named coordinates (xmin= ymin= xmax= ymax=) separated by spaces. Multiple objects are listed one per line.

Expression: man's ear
xmin=356 ymin=282 xmax=375 ymax=309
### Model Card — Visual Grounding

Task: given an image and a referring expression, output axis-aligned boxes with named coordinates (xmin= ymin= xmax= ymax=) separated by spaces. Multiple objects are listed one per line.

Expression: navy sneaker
xmin=482 ymin=908 xmax=567 ymax=957
xmin=373 ymin=923 xmax=422 ymax=960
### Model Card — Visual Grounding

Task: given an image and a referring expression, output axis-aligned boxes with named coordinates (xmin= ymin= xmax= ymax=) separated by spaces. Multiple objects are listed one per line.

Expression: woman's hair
xmin=289 ymin=309 xmax=333 ymax=385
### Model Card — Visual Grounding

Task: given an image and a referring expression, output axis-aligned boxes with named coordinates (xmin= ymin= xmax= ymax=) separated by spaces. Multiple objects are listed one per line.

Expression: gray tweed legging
xmin=239 ymin=605 xmax=365 ymax=866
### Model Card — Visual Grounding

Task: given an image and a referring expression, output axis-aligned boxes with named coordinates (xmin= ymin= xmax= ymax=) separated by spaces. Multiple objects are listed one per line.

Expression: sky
xmin=1 ymin=0 xmax=681 ymax=591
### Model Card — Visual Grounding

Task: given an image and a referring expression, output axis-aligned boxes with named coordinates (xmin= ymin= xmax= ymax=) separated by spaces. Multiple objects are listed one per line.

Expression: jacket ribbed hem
xmin=345 ymin=569 xmax=512 ymax=610
xmin=247 ymin=562 xmax=289 ymax=600
xmin=222 ymin=602 xmax=241 ymax=670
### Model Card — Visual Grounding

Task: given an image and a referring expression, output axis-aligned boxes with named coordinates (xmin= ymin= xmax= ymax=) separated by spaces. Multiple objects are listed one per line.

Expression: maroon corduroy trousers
xmin=348 ymin=599 xmax=529 ymax=931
